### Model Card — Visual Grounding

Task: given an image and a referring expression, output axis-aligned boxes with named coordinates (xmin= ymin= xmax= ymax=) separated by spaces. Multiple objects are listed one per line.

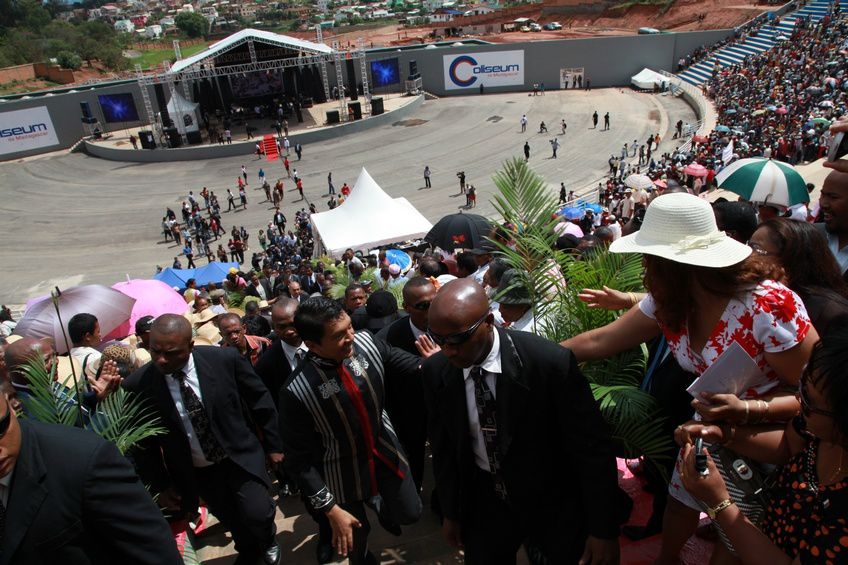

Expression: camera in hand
xmin=694 ymin=437 xmax=709 ymax=476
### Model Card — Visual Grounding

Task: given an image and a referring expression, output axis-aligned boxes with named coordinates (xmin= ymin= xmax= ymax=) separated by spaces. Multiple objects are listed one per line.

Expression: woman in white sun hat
xmin=562 ymin=192 xmax=819 ymax=565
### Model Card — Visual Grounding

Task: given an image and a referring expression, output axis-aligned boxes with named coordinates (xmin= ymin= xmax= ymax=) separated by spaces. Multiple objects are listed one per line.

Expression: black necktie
xmin=173 ymin=371 xmax=227 ymax=464
xmin=470 ymin=367 xmax=507 ymax=501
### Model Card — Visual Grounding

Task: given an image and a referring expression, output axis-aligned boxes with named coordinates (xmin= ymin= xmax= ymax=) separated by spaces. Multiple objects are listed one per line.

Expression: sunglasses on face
xmin=428 ymin=313 xmax=488 ymax=346
xmin=797 ymin=376 xmax=837 ymax=419
xmin=410 ymin=300 xmax=431 ymax=311
xmin=0 ymin=396 xmax=11 ymax=439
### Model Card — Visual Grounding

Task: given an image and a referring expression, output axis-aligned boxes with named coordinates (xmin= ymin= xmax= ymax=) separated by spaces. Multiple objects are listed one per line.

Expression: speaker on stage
xmin=409 ymin=60 xmax=418 ymax=77
xmin=371 ymin=97 xmax=384 ymax=116
xmin=80 ymin=101 xmax=98 ymax=124
xmin=154 ymin=83 xmax=173 ymax=127
xmin=326 ymin=110 xmax=340 ymax=124
xmin=186 ymin=130 xmax=203 ymax=145
xmin=345 ymin=59 xmax=358 ymax=101
xmin=349 ymin=101 xmax=362 ymax=120
xmin=138 ymin=130 xmax=156 ymax=150
xmin=163 ymin=127 xmax=181 ymax=148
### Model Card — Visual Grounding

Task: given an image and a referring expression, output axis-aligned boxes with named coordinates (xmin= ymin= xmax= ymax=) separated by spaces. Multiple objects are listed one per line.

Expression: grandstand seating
xmin=677 ymin=0 xmax=833 ymax=86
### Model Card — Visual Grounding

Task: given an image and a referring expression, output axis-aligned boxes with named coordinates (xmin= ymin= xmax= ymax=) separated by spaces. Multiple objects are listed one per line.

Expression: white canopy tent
xmin=165 ymin=90 xmax=200 ymax=134
xmin=311 ymin=168 xmax=433 ymax=256
xmin=631 ymin=68 xmax=667 ymax=90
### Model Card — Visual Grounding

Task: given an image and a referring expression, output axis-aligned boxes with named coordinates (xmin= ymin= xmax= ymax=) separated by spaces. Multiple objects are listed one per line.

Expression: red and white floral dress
xmin=639 ymin=279 xmax=812 ymax=508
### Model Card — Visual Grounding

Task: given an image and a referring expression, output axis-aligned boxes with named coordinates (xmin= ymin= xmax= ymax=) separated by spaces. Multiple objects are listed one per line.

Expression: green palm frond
xmin=89 ymin=388 xmax=167 ymax=455
xmin=488 ymin=158 xmax=673 ymax=468
xmin=18 ymin=356 xmax=165 ymax=455
xmin=18 ymin=356 xmax=79 ymax=427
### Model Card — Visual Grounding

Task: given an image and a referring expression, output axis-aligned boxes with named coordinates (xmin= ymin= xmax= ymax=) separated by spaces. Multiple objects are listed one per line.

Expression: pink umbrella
xmin=692 ymin=135 xmax=709 ymax=144
xmin=104 ymin=279 xmax=189 ymax=340
xmin=775 ymin=106 xmax=789 ymax=115
xmin=653 ymin=179 xmax=668 ymax=189
xmin=683 ymin=163 xmax=709 ymax=177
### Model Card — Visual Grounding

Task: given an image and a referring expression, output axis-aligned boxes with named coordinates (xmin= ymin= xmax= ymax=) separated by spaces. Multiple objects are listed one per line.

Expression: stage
xmin=83 ymin=93 xmax=422 ymax=162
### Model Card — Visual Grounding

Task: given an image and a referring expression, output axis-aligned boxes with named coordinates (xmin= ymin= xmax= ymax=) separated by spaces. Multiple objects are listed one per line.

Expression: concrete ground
xmin=0 ymin=88 xmax=695 ymax=305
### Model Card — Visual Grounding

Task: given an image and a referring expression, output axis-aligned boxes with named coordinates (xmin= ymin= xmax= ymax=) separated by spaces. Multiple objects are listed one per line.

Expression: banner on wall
xmin=443 ymin=50 xmax=524 ymax=90
xmin=559 ymin=67 xmax=584 ymax=89
xmin=0 ymin=106 xmax=59 ymax=156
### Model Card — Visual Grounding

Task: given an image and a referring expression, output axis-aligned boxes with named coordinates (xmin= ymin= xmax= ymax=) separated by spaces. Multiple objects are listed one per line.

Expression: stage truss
xmin=136 ymin=37 xmax=368 ymax=144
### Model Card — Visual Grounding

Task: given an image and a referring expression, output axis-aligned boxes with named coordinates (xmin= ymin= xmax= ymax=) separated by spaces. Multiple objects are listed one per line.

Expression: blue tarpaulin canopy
xmin=154 ymin=262 xmax=240 ymax=289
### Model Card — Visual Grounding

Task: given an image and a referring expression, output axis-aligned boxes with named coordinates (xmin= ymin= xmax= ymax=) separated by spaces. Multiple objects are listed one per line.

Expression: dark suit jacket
xmin=123 ymin=346 xmax=282 ymax=514
xmin=245 ymin=278 xmax=273 ymax=300
xmin=254 ymin=339 xmax=297 ymax=408
xmin=422 ymin=328 xmax=620 ymax=542
xmin=2 ymin=421 xmax=181 ymax=565
xmin=375 ymin=317 xmax=427 ymax=435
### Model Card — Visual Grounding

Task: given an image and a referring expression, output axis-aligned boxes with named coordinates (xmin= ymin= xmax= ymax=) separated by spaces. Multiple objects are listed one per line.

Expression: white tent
xmin=311 ymin=168 xmax=433 ymax=256
xmin=631 ymin=68 xmax=667 ymax=90
xmin=165 ymin=91 xmax=200 ymax=134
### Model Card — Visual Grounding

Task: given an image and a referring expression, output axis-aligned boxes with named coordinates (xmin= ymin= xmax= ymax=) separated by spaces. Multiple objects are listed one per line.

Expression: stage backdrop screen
xmin=98 ymin=93 xmax=140 ymax=123
xmin=370 ymin=58 xmax=400 ymax=87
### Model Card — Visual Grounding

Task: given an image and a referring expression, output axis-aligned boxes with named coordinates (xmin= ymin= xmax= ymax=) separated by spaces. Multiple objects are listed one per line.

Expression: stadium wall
xmin=0 ymin=28 xmax=732 ymax=161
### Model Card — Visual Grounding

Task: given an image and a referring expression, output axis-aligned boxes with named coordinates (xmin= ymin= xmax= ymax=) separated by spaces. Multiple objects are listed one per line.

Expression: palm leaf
xmin=488 ymin=158 xmax=674 ymax=469
xmin=18 ymin=356 xmax=79 ymax=427
xmin=89 ymin=388 xmax=167 ymax=455
xmin=18 ymin=356 xmax=165 ymax=455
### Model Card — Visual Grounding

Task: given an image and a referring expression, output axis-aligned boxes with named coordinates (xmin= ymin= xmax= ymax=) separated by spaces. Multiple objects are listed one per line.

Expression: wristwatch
xmin=706 ymin=498 xmax=734 ymax=519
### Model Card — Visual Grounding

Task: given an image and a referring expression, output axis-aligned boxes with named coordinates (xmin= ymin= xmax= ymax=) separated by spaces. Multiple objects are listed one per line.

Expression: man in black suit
xmin=422 ymin=280 xmax=621 ymax=564
xmin=376 ymin=276 xmax=437 ymax=491
xmin=255 ymin=298 xmax=307 ymax=408
xmin=299 ymin=263 xmax=321 ymax=295
xmin=123 ymin=314 xmax=284 ymax=565
xmin=0 ymin=395 xmax=182 ymax=565
xmin=246 ymin=271 xmax=275 ymax=303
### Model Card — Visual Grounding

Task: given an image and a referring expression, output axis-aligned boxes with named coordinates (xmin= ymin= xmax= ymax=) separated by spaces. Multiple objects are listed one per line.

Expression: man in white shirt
xmin=494 ymin=269 xmax=545 ymax=335
xmin=471 ymin=242 xmax=496 ymax=286
xmin=68 ymin=313 xmax=102 ymax=379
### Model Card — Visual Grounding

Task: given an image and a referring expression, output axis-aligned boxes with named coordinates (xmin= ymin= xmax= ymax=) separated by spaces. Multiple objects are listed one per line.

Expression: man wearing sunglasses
xmin=375 ymin=277 xmax=438 ymax=493
xmin=422 ymin=279 xmax=621 ymax=564
xmin=0 ymin=391 xmax=181 ymax=564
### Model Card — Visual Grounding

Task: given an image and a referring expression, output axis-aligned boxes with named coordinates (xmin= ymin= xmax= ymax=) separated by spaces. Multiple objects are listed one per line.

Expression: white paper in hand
xmin=686 ymin=341 xmax=763 ymax=399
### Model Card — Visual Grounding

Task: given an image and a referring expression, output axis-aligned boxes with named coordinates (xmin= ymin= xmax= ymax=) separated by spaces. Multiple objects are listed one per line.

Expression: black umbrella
xmin=424 ymin=213 xmax=494 ymax=252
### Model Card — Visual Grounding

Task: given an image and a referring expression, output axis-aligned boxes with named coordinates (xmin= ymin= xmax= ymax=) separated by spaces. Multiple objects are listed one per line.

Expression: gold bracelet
xmin=762 ymin=399 xmax=769 ymax=422
xmin=743 ymin=400 xmax=750 ymax=424
xmin=706 ymin=498 xmax=734 ymax=520
xmin=628 ymin=292 xmax=637 ymax=307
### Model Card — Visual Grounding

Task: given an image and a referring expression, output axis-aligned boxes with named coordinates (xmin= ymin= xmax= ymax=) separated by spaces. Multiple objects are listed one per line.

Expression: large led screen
xmin=370 ymin=58 xmax=400 ymax=87
xmin=98 ymin=93 xmax=140 ymax=123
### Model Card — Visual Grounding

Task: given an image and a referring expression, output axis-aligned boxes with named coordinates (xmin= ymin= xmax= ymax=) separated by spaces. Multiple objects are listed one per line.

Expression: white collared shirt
xmin=280 ymin=339 xmax=309 ymax=370
xmin=462 ymin=329 xmax=501 ymax=472
xmin=164 ymin=354 xmax=213 ymax=468
xmin=408 ymin=317 xmax=426 ymax=341
xmin=0 ymin=463 xmax=13 ymax=506
xmin=825 ymin=231 xmax=848 ymax=275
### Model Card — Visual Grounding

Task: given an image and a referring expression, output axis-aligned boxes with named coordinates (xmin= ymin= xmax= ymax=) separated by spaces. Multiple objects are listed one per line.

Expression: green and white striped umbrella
xmin=715 ymin=158 xmax=808 ymax=207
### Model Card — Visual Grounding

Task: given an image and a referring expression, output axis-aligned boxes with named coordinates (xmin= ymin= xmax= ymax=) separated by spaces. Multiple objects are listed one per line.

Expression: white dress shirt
xmin=280 ymin=339 xmax=309 ymax=370
xmin=165 ymin=354 xmax=213 ymax=468
xmin=0 ymin=463 xmax=13 ymax=506
xmin=408 ymin=317 xmax=426 ymax=341
xmin=462 ymin=329 xmax=501 ymax=472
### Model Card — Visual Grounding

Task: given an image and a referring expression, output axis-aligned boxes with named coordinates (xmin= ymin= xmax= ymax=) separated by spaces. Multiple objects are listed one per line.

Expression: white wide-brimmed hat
xmin=609 ymin=193 xmax=752 ymax=268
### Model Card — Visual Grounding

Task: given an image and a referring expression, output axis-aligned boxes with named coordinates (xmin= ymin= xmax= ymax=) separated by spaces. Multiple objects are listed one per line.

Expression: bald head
xmin=5 ymin=337 xmax=56 ymax=384
xmin=151 ymin=314 xmax=192 ymax=342
xmin=428 ymin=279 xmax=494 ymax=368
xmin=272 ymin=297 xmax=300 ymax=319
xmin=272 ymin=297 xmax=301 ymax=346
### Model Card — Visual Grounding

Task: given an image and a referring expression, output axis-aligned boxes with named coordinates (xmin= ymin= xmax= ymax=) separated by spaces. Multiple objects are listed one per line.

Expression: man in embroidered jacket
xmin=279 ymin=297 xmax=434 ymax=564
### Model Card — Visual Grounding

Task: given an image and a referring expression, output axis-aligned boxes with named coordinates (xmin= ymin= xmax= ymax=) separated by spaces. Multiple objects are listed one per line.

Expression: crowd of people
xmin=5 ymin=7 xmax=848 ymax=564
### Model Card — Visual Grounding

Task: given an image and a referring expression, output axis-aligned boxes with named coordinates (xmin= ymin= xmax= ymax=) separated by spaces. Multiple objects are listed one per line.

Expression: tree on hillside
xmin=175 ymin=11 xmax=210 ymax=38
